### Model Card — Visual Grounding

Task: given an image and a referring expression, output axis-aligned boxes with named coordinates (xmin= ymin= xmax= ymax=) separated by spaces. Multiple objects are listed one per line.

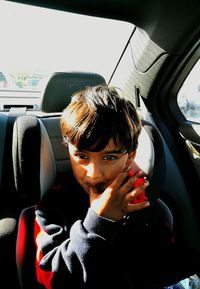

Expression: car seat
xmin=14 ymin=116 xmax=56 ymax=289
xmin=0 ymin=109 xmax=28 ymax=289
xmin=14 ymin=116 xmax=173 ymax=289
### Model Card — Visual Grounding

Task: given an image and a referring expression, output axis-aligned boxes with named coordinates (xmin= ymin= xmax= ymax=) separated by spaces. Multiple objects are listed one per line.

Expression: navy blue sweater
xmin=34 ymin=183 xmax=189 ymax=289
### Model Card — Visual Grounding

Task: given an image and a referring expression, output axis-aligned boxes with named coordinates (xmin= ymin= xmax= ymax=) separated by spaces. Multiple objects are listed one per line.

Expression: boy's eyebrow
xmin=77 ymin=148 xmax=125 ymax=154
xmin=102 ymin=149 xmax=125 ymax=154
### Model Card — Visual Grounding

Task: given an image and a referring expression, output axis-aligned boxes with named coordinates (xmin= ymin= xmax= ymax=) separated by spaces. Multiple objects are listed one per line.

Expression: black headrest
xmin=41 ymin=72 xmax=106 ymax=113
xmin=12 ymin=115 xmax=56 ymax=206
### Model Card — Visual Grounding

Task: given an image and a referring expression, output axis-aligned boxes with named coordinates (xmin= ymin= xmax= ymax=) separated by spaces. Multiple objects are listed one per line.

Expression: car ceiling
xmin=8 ymin=0 xmax=200 ymax=54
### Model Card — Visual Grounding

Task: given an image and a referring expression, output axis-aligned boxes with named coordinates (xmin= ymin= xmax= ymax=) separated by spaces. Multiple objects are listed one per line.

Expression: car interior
xmin=0 ymin=0 xmax=200 ymax=288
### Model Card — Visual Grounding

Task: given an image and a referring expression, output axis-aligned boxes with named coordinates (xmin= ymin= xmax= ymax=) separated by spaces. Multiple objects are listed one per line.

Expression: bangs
xmin=74 ymin=113 xmax=134 ymax=153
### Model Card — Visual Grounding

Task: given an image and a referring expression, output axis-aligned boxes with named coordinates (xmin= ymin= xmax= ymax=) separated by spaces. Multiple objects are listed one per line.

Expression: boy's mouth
xmin=96 ymin=184 xmax=105 ymax=194
xmin=88 ymin=183 xmax=106 ymax=194
xmin=86 ymin=182 xmax=108 ymax=194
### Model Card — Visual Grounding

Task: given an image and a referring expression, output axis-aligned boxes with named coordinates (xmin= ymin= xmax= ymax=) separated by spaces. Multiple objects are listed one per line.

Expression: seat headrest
xmin=135 ymin=125 xmax=155 ymax=176
xmin=12 ymin=115 xmax=56 ymax=205
xmin=139 ymin=120 xmax=166 ymax=202
xmin=41 ymin=72 xmax=106 ymax=113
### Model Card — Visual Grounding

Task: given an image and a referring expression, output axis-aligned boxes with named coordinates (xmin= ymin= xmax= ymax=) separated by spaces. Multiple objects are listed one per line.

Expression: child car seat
xmin=13 ymin=115 xmax=172 ymax=289
xmin=13 ymin=71 xmax=172 ymax=289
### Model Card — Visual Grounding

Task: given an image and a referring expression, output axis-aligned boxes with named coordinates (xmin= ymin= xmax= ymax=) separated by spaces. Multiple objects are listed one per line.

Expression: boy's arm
xmin=34 ymin=205 xmax=128 ymax=289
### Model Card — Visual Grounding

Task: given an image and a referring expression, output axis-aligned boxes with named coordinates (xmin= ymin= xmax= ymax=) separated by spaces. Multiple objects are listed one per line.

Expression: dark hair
xmin=60 ymin=85 xmax=142 ymax=153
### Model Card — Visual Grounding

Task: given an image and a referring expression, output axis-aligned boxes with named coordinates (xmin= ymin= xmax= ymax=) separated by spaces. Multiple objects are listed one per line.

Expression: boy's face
xmin=68 ymin=138 xmax=135 ymax=194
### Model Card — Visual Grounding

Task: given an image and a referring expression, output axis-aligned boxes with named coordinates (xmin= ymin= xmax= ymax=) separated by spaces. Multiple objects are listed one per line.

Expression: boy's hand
xmin=89 ymin=169 xmax=150 ymax=221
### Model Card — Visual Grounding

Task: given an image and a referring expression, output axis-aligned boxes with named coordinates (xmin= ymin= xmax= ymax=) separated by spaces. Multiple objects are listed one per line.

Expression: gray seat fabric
xmin=0 ymin=112 xmax=22 ymax=289
xmin=13 ymin=115 xmax=57 ymax=289
xmin=41 ymin=72 xmax=106 ymax=113
xmin=12 ymin=115 xmax=56 ymax=205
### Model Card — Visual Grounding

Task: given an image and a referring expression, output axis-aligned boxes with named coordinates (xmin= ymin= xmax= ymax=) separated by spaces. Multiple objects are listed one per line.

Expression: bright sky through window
xmin=0 ymin=0 xmax=133 ymax=81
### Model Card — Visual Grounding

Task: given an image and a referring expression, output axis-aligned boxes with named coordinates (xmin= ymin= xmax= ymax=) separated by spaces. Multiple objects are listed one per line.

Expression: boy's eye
xmin=103 ymin=155 xmax=117 ymax=161
xmin=76 ymin=153 xmax=88 ymax=160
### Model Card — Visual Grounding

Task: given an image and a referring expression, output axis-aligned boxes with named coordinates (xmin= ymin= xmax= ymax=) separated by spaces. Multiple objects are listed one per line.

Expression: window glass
xmin=0 ymin=1 xmax=134 ymax=110
xmin=177 ymin=59 xmax=200 ymax=123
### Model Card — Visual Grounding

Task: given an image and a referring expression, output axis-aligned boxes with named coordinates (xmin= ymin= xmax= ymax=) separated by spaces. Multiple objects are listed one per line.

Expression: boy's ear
xmin=126 ymin=150 xmax=136 ymax=166
xmin=127 ymin=150 xmax=142 ymax=173
xmin=128 ymin=150 xmax=136 ymax=160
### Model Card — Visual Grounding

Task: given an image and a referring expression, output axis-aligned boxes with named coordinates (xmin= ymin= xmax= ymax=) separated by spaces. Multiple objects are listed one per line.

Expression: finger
xmin=126 ymin=171 xmax=146 ymax=192
xmin=128 ymin=169 xmax=144 ymax=178
xmin=124 ymin=179 xmax=149 ymax=203
xmin=108 ymin=169 xmax=129 ymax=192
xmin=89 ymin=186 xmax=97 ymax=194
xmin=121 ymin=169 xmax=144 ymax=191
xmin=120 ymin=175 xmax=138 ymax=194
xmin=126 ymin=201 xmax=150 ymax=213
xmin=89 ymin=186 xmax=99 ymax=202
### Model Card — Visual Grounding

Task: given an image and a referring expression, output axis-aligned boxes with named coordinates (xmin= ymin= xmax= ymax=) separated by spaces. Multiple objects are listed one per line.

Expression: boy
xmin=35 ymin=85 xmax=184 ymax=289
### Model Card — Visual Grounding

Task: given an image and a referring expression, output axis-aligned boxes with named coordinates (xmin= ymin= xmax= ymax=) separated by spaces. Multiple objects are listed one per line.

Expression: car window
xmin=0 ymin=72 xmax=7 ymax=88
xmin=177 ymin=59 xmax=200 ymax=123
xmin=0 ymin=1 xmax=134 ymax=111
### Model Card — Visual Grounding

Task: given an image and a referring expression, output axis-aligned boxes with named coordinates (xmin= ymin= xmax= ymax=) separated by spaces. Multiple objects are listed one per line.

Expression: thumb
xmin=89 ymin=186 xmax=97 ymax=194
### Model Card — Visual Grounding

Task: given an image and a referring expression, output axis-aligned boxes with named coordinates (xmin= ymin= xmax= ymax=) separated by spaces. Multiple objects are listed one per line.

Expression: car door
xmin=152 ymin=43 xmax=200 ymax=261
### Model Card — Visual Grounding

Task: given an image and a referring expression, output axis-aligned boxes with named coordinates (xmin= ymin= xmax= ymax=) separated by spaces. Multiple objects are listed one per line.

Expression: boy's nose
xmin=86 ymin=162 xmax=103 ymax=179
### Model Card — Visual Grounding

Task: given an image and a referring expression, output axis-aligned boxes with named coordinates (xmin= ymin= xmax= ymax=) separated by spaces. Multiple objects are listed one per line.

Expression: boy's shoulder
xmin=125 ymin=200 xmax=173 ymax=235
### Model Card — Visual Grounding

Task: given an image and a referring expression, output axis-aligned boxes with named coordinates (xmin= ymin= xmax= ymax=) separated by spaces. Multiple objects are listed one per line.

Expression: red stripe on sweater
xmin=34 ymin=218 xmax=54 ymax=289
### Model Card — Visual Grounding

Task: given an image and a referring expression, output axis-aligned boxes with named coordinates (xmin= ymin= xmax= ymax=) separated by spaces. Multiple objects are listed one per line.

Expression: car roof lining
xmin=8 ymin=0 xmax=200 ymax=54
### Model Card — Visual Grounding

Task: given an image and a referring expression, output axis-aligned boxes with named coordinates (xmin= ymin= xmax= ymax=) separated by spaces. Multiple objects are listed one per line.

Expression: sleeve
xmin=34 ymin=206 xmax=128 ymax=289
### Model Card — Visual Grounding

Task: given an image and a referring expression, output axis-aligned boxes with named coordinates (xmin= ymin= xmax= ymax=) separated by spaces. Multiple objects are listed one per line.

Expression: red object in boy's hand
xmin=128 ymin=171 xmax=149 ymax=204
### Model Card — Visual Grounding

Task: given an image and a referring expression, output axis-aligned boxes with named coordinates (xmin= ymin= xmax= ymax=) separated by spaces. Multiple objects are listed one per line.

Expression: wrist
xmin=90 ymin=205 xmax=124 ymax=221
xmin=83 ymin=208 xmax=120 ymax=241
